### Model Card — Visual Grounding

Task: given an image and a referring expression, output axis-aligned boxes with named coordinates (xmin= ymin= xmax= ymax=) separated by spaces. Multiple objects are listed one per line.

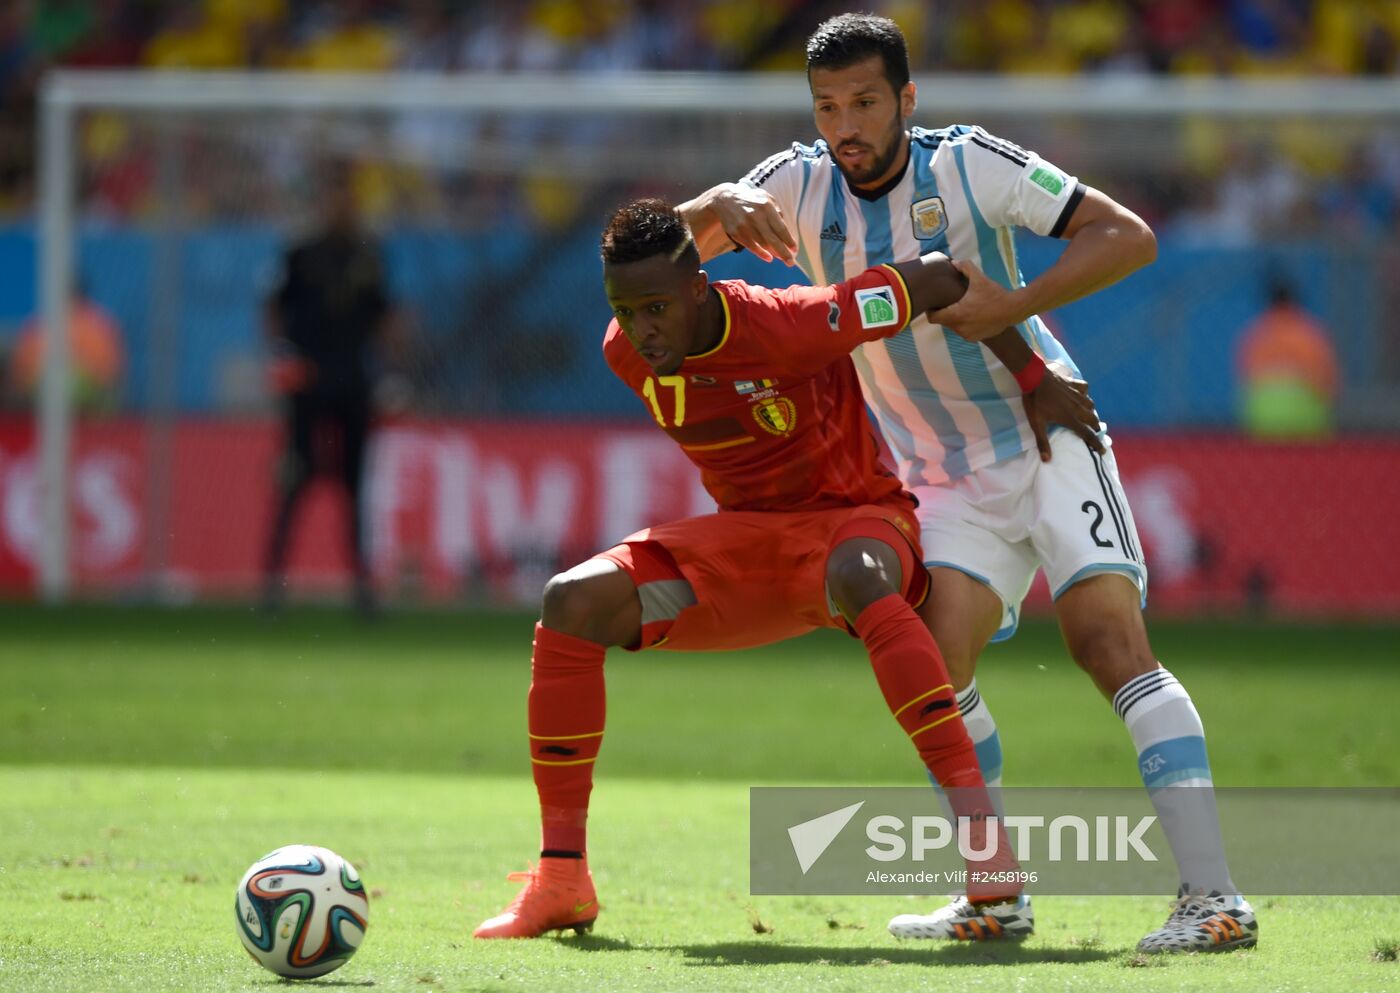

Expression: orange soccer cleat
xmin=473 ymin=857 xmax=600 ymax=939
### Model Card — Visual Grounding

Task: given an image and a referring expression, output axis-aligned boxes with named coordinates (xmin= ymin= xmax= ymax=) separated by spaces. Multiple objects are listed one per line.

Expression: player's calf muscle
xmin=540 ymin=562 xmax=641 ymax=647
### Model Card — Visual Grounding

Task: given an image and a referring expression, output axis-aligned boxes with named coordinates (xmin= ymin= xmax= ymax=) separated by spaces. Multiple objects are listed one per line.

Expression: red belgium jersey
xmin=603 ymin=264 xmax=917 ymax=513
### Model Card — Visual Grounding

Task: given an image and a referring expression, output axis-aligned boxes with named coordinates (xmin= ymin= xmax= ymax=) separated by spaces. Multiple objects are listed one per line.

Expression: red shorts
xmin=597 ymin=496 xmax=927 ymax=652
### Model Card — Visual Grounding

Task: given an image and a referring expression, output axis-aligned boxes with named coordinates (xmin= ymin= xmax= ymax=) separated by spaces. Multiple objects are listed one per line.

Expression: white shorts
xmin=912 ymin=429 xmax=1148 ymax=642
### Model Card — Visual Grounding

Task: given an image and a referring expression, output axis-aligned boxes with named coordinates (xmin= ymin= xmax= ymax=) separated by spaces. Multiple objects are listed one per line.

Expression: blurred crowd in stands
xmin=0 ymin=0 xmax=1395 ymax=429
xmin=0 ymin=0 xmax=1397 ymax=237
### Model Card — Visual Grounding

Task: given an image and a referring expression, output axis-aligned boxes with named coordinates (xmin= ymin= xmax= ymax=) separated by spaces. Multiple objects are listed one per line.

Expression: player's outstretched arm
xmin=678 ymin=184 xmax=798 ymax=266
xmin=891 ymin=252 xmax=1104 ymax=461
xmin=928 ymin=187 xmax=1156 ymax=342
xmin=1016 ymin=185 xmax=1156 ymax=315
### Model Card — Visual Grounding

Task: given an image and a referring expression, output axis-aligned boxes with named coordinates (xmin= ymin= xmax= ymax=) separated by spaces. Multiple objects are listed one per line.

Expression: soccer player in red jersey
xmin=474 ymin=199 xmax=1091 ymax=940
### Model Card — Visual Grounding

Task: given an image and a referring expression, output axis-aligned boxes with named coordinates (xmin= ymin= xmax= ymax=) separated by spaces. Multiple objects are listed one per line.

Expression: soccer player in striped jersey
xmin=679 ymin=12 xmax=1256 ymax=955
xmin=473 ymin=199 xmax=1078 ymax=940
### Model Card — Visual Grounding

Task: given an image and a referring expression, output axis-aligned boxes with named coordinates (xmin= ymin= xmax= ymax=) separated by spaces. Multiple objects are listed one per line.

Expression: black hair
xmin=806 ymin=12 xmax=911 ymax=94
xmin=600 ymin=198 xmax=699 ymax=267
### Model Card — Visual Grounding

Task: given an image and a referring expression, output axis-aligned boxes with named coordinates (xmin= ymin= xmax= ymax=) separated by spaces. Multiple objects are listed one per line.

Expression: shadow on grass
xmin=675 ymin=942 xmax=1117 ymax=968
xmin=559 ymin=935 xmax=1118 ymax=967
xmin=563 ymin=934 xmax=641 ymax=952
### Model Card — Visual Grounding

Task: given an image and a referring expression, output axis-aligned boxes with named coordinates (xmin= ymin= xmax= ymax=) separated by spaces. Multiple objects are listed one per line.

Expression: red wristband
xmin=1012 ymin=352 xmax=1047 ymax=393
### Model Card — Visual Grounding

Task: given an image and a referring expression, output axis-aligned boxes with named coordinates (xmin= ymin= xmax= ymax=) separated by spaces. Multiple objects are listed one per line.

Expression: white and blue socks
xmin=921 ymin=669 xmax=1237 ymax=897
xmin=926 ymin=680 xmax=1005 ymax=821
xmin=955 ymin=680 xmax=1004 ymax=787
xmin=1114 ymin=667 xmax=1237 ymax=895
xmin=924 ymin=679 xmax=1003 ymax=787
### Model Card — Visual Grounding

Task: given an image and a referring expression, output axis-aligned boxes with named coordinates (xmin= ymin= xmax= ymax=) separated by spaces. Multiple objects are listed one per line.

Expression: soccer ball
xmin=235 ymin=844 xmax=369 ymax=979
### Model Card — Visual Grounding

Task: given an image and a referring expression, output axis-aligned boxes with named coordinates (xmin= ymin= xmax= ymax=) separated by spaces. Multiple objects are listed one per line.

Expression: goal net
xmin=26 ymin=70 xmax=1400 ymax=616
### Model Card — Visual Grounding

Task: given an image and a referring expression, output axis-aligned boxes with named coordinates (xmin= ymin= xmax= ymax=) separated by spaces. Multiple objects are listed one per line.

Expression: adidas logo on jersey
xmin=820 ymin=220 xmax=846 ymax=243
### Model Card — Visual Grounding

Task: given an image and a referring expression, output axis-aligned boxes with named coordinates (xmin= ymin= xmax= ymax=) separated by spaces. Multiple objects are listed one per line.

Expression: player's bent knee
xmin=1057 ymin=575 xmax=1155 ymax=691
xmin=539 ymin=561 xmax=641 ymax=646
xmin=1064 ymin=620 xmax=1155 ymax=686
xmin=826 ymin=539 xmax=902 ymax=620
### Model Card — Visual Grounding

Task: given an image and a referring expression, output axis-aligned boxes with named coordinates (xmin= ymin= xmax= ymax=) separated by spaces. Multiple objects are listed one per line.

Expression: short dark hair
xmin=806 ymin=12 xmax=910 ymax=94
xmin=600 ymin=198 xmax=699 ymax=267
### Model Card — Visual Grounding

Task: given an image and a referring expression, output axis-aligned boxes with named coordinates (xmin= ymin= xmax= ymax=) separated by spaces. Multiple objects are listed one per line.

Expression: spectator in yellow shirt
xmin=300 ymin=0 xmax=397 ymax=72
xmin=143 ymin=6 xmax=244 ymax=69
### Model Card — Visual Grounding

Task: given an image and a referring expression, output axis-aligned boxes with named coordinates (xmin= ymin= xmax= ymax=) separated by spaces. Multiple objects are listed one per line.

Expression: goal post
xmin=33 ymin=69 xmax=1400 ymax=610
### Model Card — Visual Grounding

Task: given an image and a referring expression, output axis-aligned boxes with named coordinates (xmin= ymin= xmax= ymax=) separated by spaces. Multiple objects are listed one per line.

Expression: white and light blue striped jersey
xmin=741 ymin=125 xmax=1085 ymax=486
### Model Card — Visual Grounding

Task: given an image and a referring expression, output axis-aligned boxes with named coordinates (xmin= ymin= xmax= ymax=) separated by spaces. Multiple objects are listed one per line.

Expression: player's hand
xmin=1023 ymin=361 xmax=1105 ymax=462
xmin=927 ymin=260 xmax=1028 ymax=342
xmin=710 ymin=185 xmax=798 ymax=266
xmin=267 ymin=355 xmax=314 ymax=394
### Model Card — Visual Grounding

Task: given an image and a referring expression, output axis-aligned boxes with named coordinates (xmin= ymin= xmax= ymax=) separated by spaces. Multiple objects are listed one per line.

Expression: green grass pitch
xmin=1 ymin=605 xmax=1397 ymax=992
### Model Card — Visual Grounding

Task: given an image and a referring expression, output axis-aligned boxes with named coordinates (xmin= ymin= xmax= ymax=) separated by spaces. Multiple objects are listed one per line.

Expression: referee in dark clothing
xmin=262 ymin=165 xmax=395 ymax=616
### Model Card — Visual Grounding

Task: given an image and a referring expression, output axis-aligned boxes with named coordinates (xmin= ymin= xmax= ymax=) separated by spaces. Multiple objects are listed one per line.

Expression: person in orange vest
xmin=1236 ymin=277 xmax=1339 ymax=439
xmin=8 ymin=286 xmax=125 ymax=413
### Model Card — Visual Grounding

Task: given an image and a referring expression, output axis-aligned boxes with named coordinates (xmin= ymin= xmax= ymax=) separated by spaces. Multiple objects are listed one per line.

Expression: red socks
xmin=854 ymin=594 xmax=1020 ymax=901
xmin=528 ymin=623 xmax=606 ymax=854
xmin=526 ymin=598 xmax=1017 ymax=898
xmin=853 ymin=594 xmax=983 ymax=788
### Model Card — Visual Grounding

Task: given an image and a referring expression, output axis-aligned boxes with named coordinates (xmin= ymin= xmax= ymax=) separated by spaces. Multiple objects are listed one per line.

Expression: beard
xmin=833 ymin=118 xmax=905 ymax=188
